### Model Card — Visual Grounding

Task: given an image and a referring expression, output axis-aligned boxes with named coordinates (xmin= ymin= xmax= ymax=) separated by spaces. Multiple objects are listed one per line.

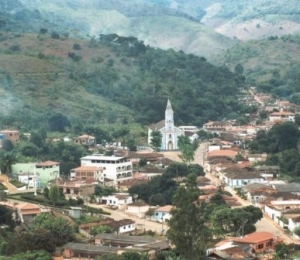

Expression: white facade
xmin=80 ymin=155 xmax=132 ymax=185
xmin=264 ymin=204 xmax=282 ymax=223
xmin=18 ymin=174 xmax=40 ymax=188
xmin=118 ymin=223 xmax=136 ymax=234
xmin=126 ymin=203 xmax=150 ymax=218
xmin=148 ymin=99 xmax=184 ymax=151
xmin=224 ymin=176 xmax=265 ymax=189
xmin=288 ymin=218 xmax=300 ymax=238
xmin=100 ymin=194 xmax=133 ymax=209
xmin=178 ymin=126 xmax=198 ymax=133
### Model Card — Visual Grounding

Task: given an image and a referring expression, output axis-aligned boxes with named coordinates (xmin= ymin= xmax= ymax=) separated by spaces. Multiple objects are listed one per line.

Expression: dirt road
xmin=87 ymin=203 xmax=167 ymax=234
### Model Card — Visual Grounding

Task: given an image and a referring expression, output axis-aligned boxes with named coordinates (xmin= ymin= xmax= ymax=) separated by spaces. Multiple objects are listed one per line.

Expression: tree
xmin=127 ymin=139 xmax=137 ymax=151
xmin=90 ymin=225 xmax=113 ymax=236
xmin=50 ymin=32 xmax=60 ymax=39
xmin=48 ymin=113 xmax=70 ymax=132
xmin=49 ymin=184 xmax=60 ymax=206
xmin=39 ymin=28 xmax=48 ymax=34
xmin=164 ymin=162 xmax=188 ymax=179
xmin=0 ymin=250 xmax=52 ymax=260
xmin=95 ymin=251 xmax=149 ymax=260
xmin=177 ymin=136 xmax=199 ymax=164
xmin=274 ymin=243 xmax=289 ymax=259
xmin=0 ymin=205 xmax=15 ymax=229
xmin=150 ymin=130 xmax=162 ymax=152
xmin=139 ymin=158 xmax=147 ymax=168
xmin=293 ymin=226 xmax=300 ymax=237
xmin=210 ymin=206 xmax=261 ymax=237
xmin=31 ymin=213 xmax=75 ymax=246
xmin=1 ymin=140 xmax=13 ymax=152
xmin=268 ymin=122 xmax=300 ymax=152
xmin=188 ymin=164 xmax=204 ymax=176
xmin=43 ymin=187 xmax=49 ymax=199
xmin=149 ymin=193 xmax=166 ymax=206
xmin=167 ymin=174 xmax=210 ymax=259
xmin=72 ymin=43 xmax=82 ymax=50
xmin=180 ymin=144 xmax=195 ymax=164
xmin=0 ymin=151 xmax=18 ymax=178
xmin=234 ymin=63 xmax=244 ymax=75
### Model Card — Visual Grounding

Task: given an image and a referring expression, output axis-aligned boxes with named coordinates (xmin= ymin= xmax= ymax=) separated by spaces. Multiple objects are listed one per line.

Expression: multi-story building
xmin=80 ymin=155 xmax=132 ymax=185
xmin=70 ymin=166 xmax=103 ymax=181
xmin=0 ymin=129 xmax=20 ymax=144
xmin=35 ymin=161 xmax=60 ymax=186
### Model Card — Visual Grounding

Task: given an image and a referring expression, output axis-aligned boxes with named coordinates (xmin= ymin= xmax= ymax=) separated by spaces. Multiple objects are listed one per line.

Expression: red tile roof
xmin=72 ymin=166 xmax=101 ymax=171
xmin=208 ymin=150 xmax=238 ymax=158
xmin=36 ymin=160 xmax=59 ymax=166
xmin=234 ymin=231 xmax=274 ymax=244
xmin=155 ymin=205 xmax=172 ymax=212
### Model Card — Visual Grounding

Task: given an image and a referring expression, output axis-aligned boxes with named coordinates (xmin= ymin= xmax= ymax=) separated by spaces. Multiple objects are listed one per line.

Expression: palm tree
xmin=0 ymin=151 xmax=17 ymax=178
xmin=150 ymin=130 xmax=162 ymax=152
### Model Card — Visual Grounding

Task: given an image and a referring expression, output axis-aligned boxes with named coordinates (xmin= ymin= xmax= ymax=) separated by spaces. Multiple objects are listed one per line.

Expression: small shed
xmin=69 ymin=207 xmax=82 ymax=219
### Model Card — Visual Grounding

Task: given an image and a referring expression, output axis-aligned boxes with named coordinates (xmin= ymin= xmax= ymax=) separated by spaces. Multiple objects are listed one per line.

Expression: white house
xmin=150 ymin=205 xmax=173 ymax=222
xmin=98 ymin=194 xmax=133 ymax=210
xmin=223 ymin=171 xmax=264 ymax=189
xmin=148 ymin=99 xmax=184 ymax=151
xmin=80 ymin=155 xmax=132 ymax=185
xmin=264 ymin=204 xmax=282 ymax=225
xmin=126 ymin=202 xmax=150 ymax=218
xmin=18 ymin=174 xmax=40 ymax=188
xmin=109 ymin=219 xmax=136 ymax=234
xmin=265 ymin=200 xmax=300 ymax=229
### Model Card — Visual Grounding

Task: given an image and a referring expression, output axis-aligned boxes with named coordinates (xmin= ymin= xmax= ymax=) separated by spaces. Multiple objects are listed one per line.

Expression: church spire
xmin=166 ymin=98 xmax=173 ymax=111
xmin=165 ymin=98 xmax=174 ymax=130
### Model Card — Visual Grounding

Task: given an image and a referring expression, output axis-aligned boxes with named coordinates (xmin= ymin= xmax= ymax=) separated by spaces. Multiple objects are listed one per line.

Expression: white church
xmin=148 ymin=99 xmax=185 ymax=151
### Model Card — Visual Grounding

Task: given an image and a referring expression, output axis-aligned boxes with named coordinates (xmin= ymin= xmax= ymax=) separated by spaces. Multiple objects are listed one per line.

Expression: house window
xmin=257 ymin=244 xmax=264 ymax=249
xmin=123 ymin=226 xmax=126 ymax=229
xmin=169 ymin=134 xmax=172 ymax=138
xmin=266 ymin=241 xmax=272 ymax=247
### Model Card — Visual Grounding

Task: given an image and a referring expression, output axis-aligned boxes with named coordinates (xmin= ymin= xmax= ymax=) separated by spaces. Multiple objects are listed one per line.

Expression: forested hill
xmin=213 ymin=34 xmax=300 ymax=105
xmin=0 ymin=31 xmax=246 ymax=130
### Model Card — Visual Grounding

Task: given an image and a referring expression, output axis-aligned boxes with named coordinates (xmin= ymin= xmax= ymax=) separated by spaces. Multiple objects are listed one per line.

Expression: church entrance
xmin=168 ymin=141 xmax=173 ymax=150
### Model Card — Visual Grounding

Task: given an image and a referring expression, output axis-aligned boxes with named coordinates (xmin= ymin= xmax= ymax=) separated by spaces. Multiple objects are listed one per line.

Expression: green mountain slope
xmin=0 ymin=31 xmax=246 ymax=130
xmin=3 ymin=0 xmax=235 ymax=58
xmin=213 ymin=34 xmax=300 ymax=102
xmin=200 ymin=0 xmax=300 ymax=40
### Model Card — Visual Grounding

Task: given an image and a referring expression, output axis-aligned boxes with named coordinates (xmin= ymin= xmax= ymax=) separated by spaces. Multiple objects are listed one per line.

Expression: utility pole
xmin=34 ymin=164 xmax=37 ymax=196
xmin=241 ymin=219 xmax=248 ymax=237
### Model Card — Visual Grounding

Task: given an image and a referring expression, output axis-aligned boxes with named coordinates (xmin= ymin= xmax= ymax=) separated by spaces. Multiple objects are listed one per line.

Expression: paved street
xmin=194 ymin=142 xmax=297 ymax=244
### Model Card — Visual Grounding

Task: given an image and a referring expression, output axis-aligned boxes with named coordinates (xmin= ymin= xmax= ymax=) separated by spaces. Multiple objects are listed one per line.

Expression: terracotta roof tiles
xmin=234 ymin=232 xmax=274 ymax=244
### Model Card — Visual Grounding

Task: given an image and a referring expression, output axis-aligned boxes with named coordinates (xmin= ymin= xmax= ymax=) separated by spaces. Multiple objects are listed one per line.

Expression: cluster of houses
xmin=9 ymin=151 xmax=172 ymax=192
xmin=204 ymin=144 xmax=300 ymax=240
xmin=1 ymin=93 xmax=300 ymax=259
xmin=203 ymin=90 xmax=299 ymax=144
xmin=0 ymin=129 xmax=97 ymax=149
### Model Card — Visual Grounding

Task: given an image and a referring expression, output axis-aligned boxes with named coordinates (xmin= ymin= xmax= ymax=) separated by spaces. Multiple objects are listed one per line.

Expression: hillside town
xmin=1 ymin=88 xmax=300 ymax=260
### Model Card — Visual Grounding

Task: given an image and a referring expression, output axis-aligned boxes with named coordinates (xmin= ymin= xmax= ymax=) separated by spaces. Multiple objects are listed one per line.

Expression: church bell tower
xmin=165 ymin=98 xmax=174 ymax=131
